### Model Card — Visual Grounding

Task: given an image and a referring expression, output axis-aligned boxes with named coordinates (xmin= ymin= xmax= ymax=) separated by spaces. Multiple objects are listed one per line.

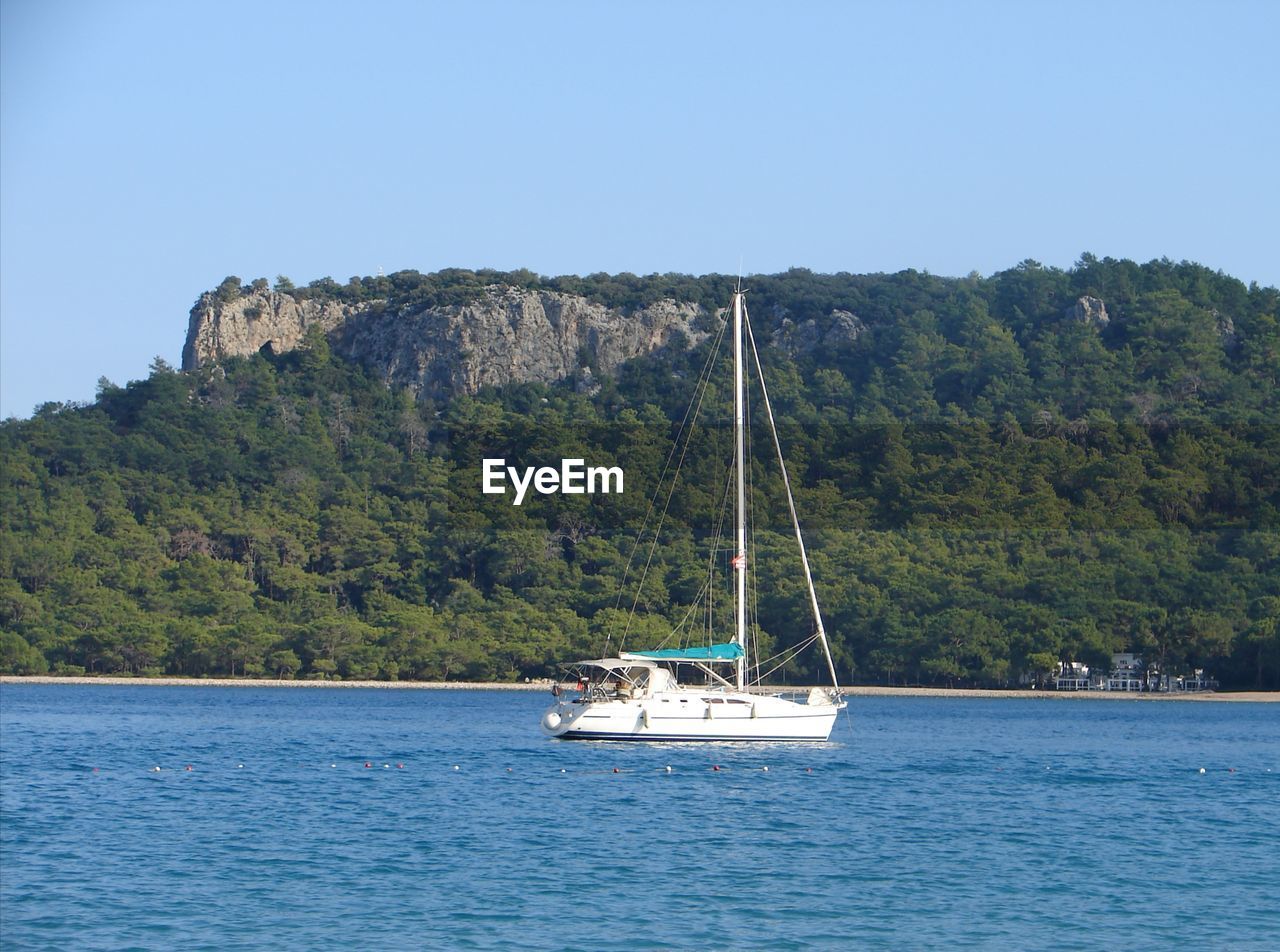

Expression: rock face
xmin=1066 ymin=295 xmax=1110 ymax=328
xmin=1212 ymin=309 xmax=1239 ymax=351
xmin=770 ymin=317 xmax=821 ymax=356
xmin=825 ymin=309 xmax=868 ymax=347
xmin=182 ymin=290 xmax=358 ymax=371
xmin=184 ymin=285 xmax=706 ymax=399
xmin=769 ymin=309 xmax=866 ymax=356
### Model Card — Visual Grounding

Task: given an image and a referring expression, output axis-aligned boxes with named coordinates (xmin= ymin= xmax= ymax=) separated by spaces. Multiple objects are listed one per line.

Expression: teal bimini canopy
xmin=622 ymin=643 xmax=745 ymax=662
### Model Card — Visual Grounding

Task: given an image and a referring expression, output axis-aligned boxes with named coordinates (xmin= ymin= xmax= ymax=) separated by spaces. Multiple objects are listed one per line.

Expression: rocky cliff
xmin=183 ymin=285 xmax=706 ymax=399
xmin=182 ymin=290 xmax=358 ymax=371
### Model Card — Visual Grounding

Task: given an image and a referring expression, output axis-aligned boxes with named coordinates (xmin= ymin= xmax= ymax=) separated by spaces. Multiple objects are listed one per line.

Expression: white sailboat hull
xmin=542 ymin=689 xmax=842 ymax=742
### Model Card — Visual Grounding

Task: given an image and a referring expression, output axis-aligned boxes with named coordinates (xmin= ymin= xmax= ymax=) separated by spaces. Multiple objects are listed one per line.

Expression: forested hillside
xmin=3 ymin=256 xmax=1278 ymax=688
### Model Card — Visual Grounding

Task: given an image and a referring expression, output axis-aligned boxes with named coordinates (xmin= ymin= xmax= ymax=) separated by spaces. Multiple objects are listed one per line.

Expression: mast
xmin=732 ymin=288 xmax=747 ymax=690
xmin=742 ymin=305 xmax=842 ymax=693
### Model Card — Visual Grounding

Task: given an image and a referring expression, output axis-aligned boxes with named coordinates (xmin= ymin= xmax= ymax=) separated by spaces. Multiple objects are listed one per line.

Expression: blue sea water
xmin=1 ymin=687 xmax=1277 ymax=951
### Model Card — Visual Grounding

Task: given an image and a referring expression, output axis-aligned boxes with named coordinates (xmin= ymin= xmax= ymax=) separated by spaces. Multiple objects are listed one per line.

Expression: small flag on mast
xmin=731 ymin=554 xmax=746 ymax=570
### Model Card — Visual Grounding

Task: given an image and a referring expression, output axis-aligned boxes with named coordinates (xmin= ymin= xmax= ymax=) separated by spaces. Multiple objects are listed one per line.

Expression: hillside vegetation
xmin=2 ymin=256 xmax=1277 ymax=688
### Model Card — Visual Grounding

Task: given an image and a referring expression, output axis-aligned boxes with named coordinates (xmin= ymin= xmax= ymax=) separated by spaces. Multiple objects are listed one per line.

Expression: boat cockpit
xmin=567 ymin=659 xmax=677 ymax=703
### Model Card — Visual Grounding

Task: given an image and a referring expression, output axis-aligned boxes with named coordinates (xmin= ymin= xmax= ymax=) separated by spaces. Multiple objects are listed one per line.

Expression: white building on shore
xmin=1054 ymin=661 xmax=1092 ymax=691
xmin=1107 ymin=653 xmax=1144 ymax=691
xmin=1052 ymin=654 xmax=1217 ymax=693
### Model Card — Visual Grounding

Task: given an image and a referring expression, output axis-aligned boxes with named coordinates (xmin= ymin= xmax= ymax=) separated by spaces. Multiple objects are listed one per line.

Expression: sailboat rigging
xmin=540 ymin=286 xmax=846 ymax=741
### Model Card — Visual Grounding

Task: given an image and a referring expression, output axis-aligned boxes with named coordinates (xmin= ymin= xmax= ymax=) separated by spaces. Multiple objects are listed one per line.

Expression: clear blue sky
xmin=2 ymin=0 xmax=1277 ymax=418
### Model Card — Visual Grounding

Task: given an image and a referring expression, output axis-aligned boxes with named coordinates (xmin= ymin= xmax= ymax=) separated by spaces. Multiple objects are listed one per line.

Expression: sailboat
xmin=540 ymin=286 xmax=846 ymax=741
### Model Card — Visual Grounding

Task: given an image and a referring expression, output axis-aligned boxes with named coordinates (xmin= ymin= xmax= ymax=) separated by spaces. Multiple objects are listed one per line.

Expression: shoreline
xmin=2 ymin=675 xmax=1274 ymax=701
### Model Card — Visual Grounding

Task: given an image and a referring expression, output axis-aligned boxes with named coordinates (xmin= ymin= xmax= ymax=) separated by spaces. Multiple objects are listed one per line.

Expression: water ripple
xmin=2 ymin=687 xmax=1277 ymax=950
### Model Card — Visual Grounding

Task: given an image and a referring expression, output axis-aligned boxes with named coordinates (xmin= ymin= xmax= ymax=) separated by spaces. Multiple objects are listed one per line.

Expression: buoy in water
xmin=151 ymin=766 xmax=161 ymax=772
xmin=453 ymin=765 xmax=460 ymax=771
xmin=762 ymin=766 xmax=769 ymax=772
xmin=665 ymin=765 xmax=672 ymax=773
xmin=613 ymin=767 xmax=620 ymax=773
xmin=185 ymin=765 xmax=193 ymax=772
xmin=365 ymin=762 xmax=372 ymax=769
xmin=1199 ymin=767 xmax=1206 ymax=774
xmin=712 ymin=765 xmax=721 ymax=772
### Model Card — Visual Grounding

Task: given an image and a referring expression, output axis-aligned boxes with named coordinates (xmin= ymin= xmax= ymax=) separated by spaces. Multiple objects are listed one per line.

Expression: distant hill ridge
xmin=181 ymin=259 xmax=1276 ymax=420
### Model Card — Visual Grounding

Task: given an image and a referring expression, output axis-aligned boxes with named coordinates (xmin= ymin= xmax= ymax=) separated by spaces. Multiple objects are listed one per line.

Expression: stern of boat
xmin=540 ymin=698 xmax=577 ymax=737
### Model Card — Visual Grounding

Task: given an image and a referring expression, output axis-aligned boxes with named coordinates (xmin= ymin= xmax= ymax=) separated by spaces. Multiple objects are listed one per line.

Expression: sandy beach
xmin=2 ymin=675 xmax=1273 ymax=701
